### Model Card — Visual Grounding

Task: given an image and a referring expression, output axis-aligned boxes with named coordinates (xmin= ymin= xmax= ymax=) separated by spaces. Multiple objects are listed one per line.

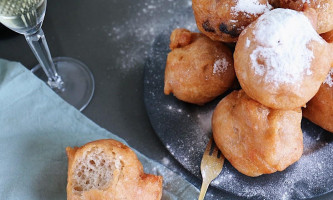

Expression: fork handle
xmin=198 ymin=180 xmax=210 ymax=200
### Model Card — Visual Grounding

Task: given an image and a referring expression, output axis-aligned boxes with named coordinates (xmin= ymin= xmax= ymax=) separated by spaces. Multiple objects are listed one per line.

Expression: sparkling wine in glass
xmin=0 ymin=0 xmax=94 ymax=111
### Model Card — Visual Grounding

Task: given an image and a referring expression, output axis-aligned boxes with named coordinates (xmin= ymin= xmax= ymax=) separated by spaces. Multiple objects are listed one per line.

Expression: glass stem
xmin=25 ymin=28 xmax=64 ymax=91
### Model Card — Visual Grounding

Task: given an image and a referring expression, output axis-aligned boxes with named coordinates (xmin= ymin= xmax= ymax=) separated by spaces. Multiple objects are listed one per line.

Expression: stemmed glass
xmin=0 ymin=0 xmax=94 ymax=111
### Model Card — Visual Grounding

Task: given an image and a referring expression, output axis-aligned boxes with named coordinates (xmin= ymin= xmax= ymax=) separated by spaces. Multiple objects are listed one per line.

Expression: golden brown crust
xmin=303 ymin=78 xmax=333 ymax=133
xmin=268 ymin=0 xmax=280 ymax=7
xmin=192 ymin=0 xmax=271 ymax=42
xmin=212 ymin=90 xmax=303 ymax=177
xmin=279 ymin=0 xmax=333 ymax=33
xmin=164 ymin=28 xmax=236 ymax=105
xmin=321 ymin=29 xmax=333 ymax=43
xmin=66 ymin=139 xmax=163 ymax=200
xmin=169 ymin=28 xmax=192 ymax=50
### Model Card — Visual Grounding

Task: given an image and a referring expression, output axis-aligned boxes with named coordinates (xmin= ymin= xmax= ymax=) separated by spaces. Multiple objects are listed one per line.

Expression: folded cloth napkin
xmin=0 ymin=59 xmax=199 ymax=200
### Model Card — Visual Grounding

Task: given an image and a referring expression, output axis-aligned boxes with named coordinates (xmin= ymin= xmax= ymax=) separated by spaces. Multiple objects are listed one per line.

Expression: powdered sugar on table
xmin=104 ymin=0 xmax=196 ymax=71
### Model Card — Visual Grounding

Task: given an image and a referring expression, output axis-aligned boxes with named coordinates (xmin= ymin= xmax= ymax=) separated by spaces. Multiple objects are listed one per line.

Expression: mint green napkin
xmin=0 ymin=59 xmax=199 ymax=200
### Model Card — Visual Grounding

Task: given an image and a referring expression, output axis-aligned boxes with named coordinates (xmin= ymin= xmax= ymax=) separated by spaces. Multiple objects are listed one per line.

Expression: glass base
xmin=31 ymin=57 xmax=95 ymax=111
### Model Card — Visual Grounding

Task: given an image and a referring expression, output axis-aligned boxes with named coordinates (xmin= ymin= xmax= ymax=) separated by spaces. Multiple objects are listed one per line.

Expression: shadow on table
xmin=0 ymin=25 xmax=19 ymax=39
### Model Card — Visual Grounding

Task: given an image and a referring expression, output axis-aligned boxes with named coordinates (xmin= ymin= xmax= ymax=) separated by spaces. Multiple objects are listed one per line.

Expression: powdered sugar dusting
xmin=104 ymin=0 xmax=196 ymax=71
xmin=320 ymin=2 xmax=330 ymax=10
xmin=302 ymin=0 xmax=311 ymax=3
xmin=197 ymin=110 xmax=214 ymax=134
xmin=245 ymin=37 xmax=251 ymax=48
xmin=324 ymin=68 xmax=333 ymax=87
xmin=232 ymin=0 xmax=272 ymax=16
xmin=161 ymin=157 xmax=170 ymax=166
xmin=213 ymin=58 xmax=229 ymax=74
xmin=249 ymin=9 xmax=324 ymax=85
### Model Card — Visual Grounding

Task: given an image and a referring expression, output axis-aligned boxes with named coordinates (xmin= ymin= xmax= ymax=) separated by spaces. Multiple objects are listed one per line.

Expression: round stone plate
xmin=144 ymin=31 xmax=333 ymax=199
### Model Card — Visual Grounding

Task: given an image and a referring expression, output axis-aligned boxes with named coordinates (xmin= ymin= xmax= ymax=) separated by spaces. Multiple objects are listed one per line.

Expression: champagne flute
xmin=0 ymin=0 xmax=94 ymax=111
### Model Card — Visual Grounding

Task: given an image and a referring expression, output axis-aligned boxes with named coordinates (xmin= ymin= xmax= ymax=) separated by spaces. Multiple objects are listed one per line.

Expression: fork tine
xmin=204 ymin=138 xmax=213 ymax=155
xmin=211 ymin=140 xmax=219 ymax=157
xmin=199 ymin=137 xmax=225 ymax=200
xmin=217 ymin=149 xmax=223 ymax=159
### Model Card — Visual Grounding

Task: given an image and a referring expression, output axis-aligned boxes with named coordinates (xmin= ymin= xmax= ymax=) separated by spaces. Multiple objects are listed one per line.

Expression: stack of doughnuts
xmin=164 ymin=0 xmax=333 ymax=177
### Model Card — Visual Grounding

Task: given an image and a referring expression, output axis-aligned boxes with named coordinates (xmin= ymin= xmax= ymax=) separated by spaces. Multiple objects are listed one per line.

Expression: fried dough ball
xmin=212 ymin=90 xmax=303 ymax=177
xmin=303 ymin=69 xmax=333 ymax=133
xmin=278 ymin=0 xmax=333 ymax=33
xmin=321 ymin=29 xmax=333 ymax=43
xmin=234 ymin=8 xmax=332 ymax=110
xmin=164 ymin=28 xmax=235 ymax=105
xmin=192 ymin=0 xmax=272 ymax=43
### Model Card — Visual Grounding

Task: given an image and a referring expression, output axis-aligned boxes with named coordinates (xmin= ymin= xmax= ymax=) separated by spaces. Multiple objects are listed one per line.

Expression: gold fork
xmin=198 ymin=138 xmax=225 ymax=200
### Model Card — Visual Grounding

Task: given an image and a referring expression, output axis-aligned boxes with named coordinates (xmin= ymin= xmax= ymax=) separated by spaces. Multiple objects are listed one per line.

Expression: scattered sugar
xmin=197 ymin=110 xmax=214 ymax=134
xmin=321 ymin=2 xmax=330 ymax=10
xmin=166 ymin=105 xmax=183 ymax=113
xmin=104 ymin=0 xmax=196 ymax=71
xmin=187 ymin=0 xmax=192 ymax=7
xmin=245 ymin=37 xmax=251 ymax=48
xmin=161 ymin=157 xmax=170 ymax=165
xmin=147 ymin=5 xmax=156 ymax=9
xmin=249 ymin=9 xmax=324 ymax=85
xmin=213 ymin=58 xmax=229 ymax=74
xmin=161 ymin=105 xmax=213 ymax=177
xmin=324 ymin=68 xmax=333 ymax=87
xmin=232 ymin=0 xmax=272 ymax=16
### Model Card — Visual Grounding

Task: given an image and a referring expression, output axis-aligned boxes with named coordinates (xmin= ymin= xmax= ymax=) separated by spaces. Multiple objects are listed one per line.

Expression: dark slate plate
xmin=143 ymin=31 xmax=333 ymax=200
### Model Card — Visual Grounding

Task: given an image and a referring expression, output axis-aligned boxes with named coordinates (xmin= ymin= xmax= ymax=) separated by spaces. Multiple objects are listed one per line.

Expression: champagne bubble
xmin=0 ymin=0 xmax=46 ymax=34
xmin=0 ymin=0 xmax=43 ymax=16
